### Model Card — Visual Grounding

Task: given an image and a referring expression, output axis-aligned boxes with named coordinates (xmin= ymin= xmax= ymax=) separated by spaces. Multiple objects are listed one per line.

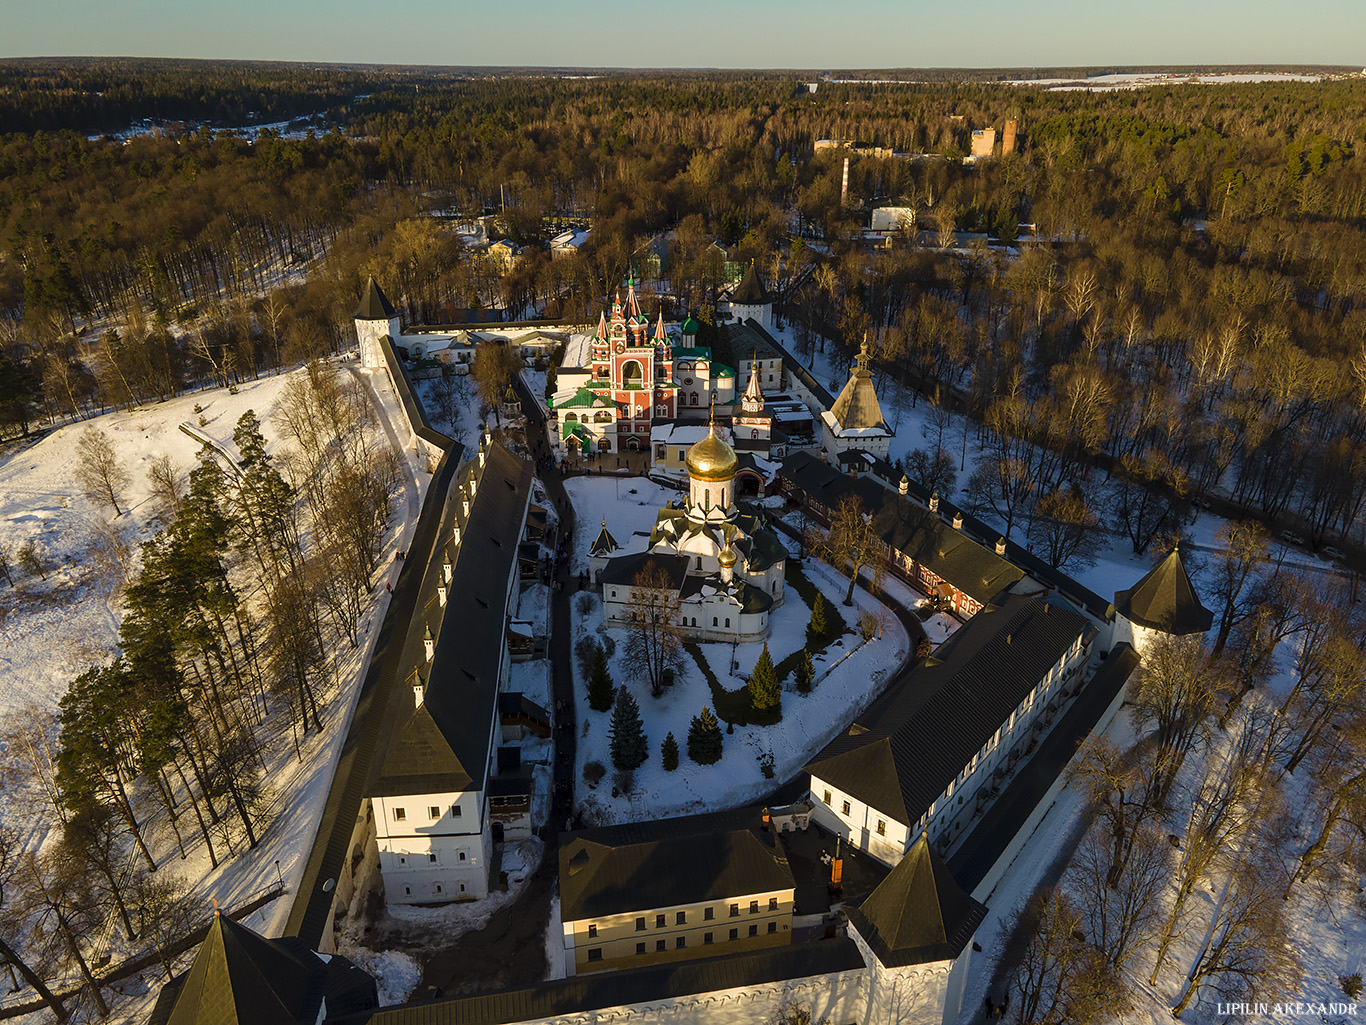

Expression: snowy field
xmin=563 ymin=476 xmax=909 ymax=825
xmin=0 ymin=361 xmax=429 ymax=1019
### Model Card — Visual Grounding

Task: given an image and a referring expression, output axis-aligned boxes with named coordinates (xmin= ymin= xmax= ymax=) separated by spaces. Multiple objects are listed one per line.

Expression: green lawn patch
xmin=683 ymin=641 xmax=781 ymax=727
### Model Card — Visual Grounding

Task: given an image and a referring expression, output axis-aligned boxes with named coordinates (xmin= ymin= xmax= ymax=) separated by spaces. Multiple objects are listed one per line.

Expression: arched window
xmin=564 ymin=412 xmax=578 ymax=423
xmin=725 ymin=618 xmax=730 ymax=628
xmin=751 ymin=430 xmax=759 ymax=439
xmin=595 ymin=410 xmax=613 ymax=423
xmin=712 ymin=617 xmax=718 ymax=627
xmin=622 ymin=360 xmax=644 ymax=388
xmin=691 ymin=392 xmax=700 ymax=405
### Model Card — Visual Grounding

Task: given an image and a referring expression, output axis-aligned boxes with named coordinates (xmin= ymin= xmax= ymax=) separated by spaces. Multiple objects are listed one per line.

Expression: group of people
xmin=984 ymin=993 xmax=1011 ymax=1018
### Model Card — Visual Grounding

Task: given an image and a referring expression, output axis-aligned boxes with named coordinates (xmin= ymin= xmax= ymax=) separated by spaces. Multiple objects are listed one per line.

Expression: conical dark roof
xmin=354 ymin=275 xmax=397 ymax=321
xmin=731 ymin=263 xmax=769 ymax=305
xmin=590 ymin=520 xmax=621 ymax=557
xmin=828 ymin=338 xmax=886 ymax=432
xmin=1114 ymin=546 xmax=1213 ymax=635
xmin=165 ymin=913 xmax=320 ymax=1025
xmin=845 ymin=834 xmax=987 ymax=967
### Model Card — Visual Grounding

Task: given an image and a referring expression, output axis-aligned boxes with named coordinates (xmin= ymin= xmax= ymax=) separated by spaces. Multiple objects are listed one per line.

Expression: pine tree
xmin=609 ymin=688 xmax=647 ymax=770
xmin=661 ymin=732 xmax=679 ymax=771
xmin=587 ymin=647 xmax=615 ymax=712
xmin=688 ymin=707 xmax=723 ymax=765
xmin=795 ymin=648 xmax=815 ymax=694
xmin=809 ymin=592 xmax=828 ymax=640
xmin=748 ymin=643 xmax=781 ymax=712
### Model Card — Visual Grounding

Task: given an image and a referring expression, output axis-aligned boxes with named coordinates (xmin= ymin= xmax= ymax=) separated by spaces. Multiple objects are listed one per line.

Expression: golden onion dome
xmin=686 ymin=428 xmax=738 ymax=482
xmin=718 ymin=545 xmax=738 ymax=567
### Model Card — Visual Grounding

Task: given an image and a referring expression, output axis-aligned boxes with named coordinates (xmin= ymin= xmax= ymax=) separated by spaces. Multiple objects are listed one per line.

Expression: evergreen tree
xmin=661 ymin=732 xmax=679 ymax=771
xmin=748 ymin=643 xmax=781 ymax=712
xmin=795 ymin=648 xmax=815 ymax=694
xmin=687 ymin=706 xmax=723 ymax=765
xmin=809 ymin=592 xmax=828 ymax=640
xmin=609 ymin=688 xmax=647 ymax=770
xmin=587 ymin=646 xmax=615 ymax=711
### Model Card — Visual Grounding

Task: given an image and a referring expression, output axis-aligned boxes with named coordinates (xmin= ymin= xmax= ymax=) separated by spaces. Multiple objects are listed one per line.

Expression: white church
xmin=596 ymin=414 xmax=787 ymax=643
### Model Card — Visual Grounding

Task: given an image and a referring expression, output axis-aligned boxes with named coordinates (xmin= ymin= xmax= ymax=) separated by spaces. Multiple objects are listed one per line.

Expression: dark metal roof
xmin=779 ymin=452 xmax=1024 ymax=606
xmin=355 ymin=276 xmax=398 ymax=321
xmin=731 ymin=262 xmax=770 ymax=305
xmin=599 ymin=551 xmax=689 ymax=589
xmin=150 ymin=915 xmax=377 ymax=1025
xmin=845 ymin=835 xmax=987 ymax=967
xmin=558 ymin=808 xmax=796 ymax=922
xmin=807 ymin=594 xmax=1092 ymax=826
xmin=330 ymin=940 xmax=865 ymax=1025
xmin=373 ymin=445 xmax=533 ymax=799
xmin=1114 ymin=547 xmax=1213 ymax=635
xmin=283 ymin=440 xmax=463 ymax=947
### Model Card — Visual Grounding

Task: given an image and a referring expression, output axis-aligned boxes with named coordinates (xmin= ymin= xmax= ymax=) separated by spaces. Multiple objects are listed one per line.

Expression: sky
xmin=2 ymin=0 xmax=1364 ymax=69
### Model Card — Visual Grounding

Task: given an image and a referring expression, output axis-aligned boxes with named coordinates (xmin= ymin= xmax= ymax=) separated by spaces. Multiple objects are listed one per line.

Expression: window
xmin=823 ymin=790 xmax=832 ymax=805
xmin=729 ymin=928 xmax=739 ymax=940
xmin=676 ymin=911 xmax=686 ymax=925
xmin=768 ymin=921 xmax=778 ymax=934
xmin=678 ymin=449 xmax=686 ymax=461
xmin=398 ymin=856 xmax=407 ymax=865
xmin=655 ymin=940 xmax=666 ymax=952
xmin=730 ymin=904 xmax=740 ymax=917
xmin=725 ymin=618 xmax=730 ymax=628
xmin=428 ymin=853 xmax=437 ymax=863
xmin=842 ymin=801 xmax=851 ymax=815
xmin=749 ymin=900 xmax=759 ymax=914
xmin=676 ymin=937 xmax=686 ymax=949
xmin=459 ymin=883 xmax=465 ymax=892
xmin=636 ymin=942 xmax=646 ymax=955
xmin=749 ymin=924 xmax=759 ymax=937
xmin=588 ymin=924 xmax=598 ymax=938
xmin=656 ymin=914 xmax=666 ymax=928
xmin=611 ymin=589 xmax=617 ymax=598
xmin=768 ymin=897 xmax=779 ymax=911
xmin=393 ymin=807 xmax=406 ymax=821
xmin=404 ymin=885 xmax=411 ymax=895
xmin=704 ymin=932 xmax=714 ymax=944
xmin=713 ymin=617 xmax=718 ymax=627
xmin=458 ymin=852 xmax=466 ymax=861
xmin=588 ymin=948 xmax=602 ymax=962
xmin=452 ymin=804 xmax=462 ymax=817
xmin=876 ymin=819 xmax=886 ymax=836
xmin=704 ymin=907 xmax=714 ymax=921
xmin=429 ymin=806 xmax=440 ymax=819
xmin=435 ymin=884 xmax=443 ymax=894
xmin=635 ymin=917 xmax=646 ymax=931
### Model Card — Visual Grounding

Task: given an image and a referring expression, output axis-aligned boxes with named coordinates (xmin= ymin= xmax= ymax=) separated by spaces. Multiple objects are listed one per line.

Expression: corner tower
xmin=354 ymin=275 xmax=400 ymax=369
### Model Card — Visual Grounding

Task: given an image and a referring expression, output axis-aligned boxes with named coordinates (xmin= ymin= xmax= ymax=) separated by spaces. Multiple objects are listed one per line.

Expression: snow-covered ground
xmin=0 ymin=360 xmax=430 ymax=1019
xmin=563 ymin=476 xmax=909 ymax=825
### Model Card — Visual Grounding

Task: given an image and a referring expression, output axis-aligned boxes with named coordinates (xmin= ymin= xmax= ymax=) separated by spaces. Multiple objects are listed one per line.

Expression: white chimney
xmin=996 ymin=537 xmax=1007 ymax=555
xmin=438 ymin=584 xmax=448 ymax=607
xmin=952 ymin=513 xmax=964 ymax=530
xmin=929 ymin=492 xmax=939 ymax=512
xmin=443 ymin=557 xmax=453 ymax=582
xmin=423 ymin=624 xmax=435 ymax=662
xmin=413 ymin=682 xmax=425 ymax=708
xmin=899 ymin=475 xmax=909 ymax=496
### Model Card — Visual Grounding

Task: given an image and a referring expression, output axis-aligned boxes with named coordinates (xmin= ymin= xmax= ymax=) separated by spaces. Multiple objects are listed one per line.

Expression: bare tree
xmin=1008 ymin=887 xmax=1125 ymax=1025
xmin=810 ymin=493 xmax=884 ymax=605
xmin=0 ymin=704 xmax=66 ymax=825
xmin=1209 ymin=521 xmax=1271 ymax=653
xmin=14 ymin=850 xmax=108 ymax=1018
xmin=132 ymin=873 xmax=201 ymax=980
xmin=0 ymin=541 xmax=12 ymax=587
xmin=1069 ymin=738 xmax=1162 ymax=888
xmin=1027 ymin=485 xmax=1105 ymax=572
xmin=146 ymin=453 xmax=183 ymax=521
xmin=0 ymin=828 xmax=68 ymax=1022
xmin=1128 ymin=634 xmax=1223 ymax=809
xmin=16 ymin=538 xmax=46 ymax=580
xmin=471 ymin=340 xmax=522 ymax=427
xmin=73 ymin=427 xmax=131 ymax=517
xmin=1071 ymin=824 xmax=1171 ymax=973
xmin=622 ymin=562 xmax=686 ymax=698
xmin=1170 ymin=859 xmax=1300 ymax=1016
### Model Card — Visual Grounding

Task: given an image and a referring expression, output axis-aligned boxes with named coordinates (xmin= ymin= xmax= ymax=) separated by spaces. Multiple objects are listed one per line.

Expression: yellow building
xmin=560 ymin=815 xmax=797 ymax=975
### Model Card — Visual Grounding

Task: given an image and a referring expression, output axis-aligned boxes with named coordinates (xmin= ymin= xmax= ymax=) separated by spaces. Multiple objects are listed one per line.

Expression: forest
xmin=2 ymin=63 xmax=1366 ymax=556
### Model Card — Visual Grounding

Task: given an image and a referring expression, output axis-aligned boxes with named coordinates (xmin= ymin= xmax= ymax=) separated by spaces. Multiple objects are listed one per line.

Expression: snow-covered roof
xmin=650 ymin=423 xmax=730 ymax=445
xmin=562 ymin=333 xmax=592 ymax=370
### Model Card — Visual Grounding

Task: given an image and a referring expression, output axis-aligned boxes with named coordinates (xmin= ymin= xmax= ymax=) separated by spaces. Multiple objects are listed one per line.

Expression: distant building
xmin=1002 ymin=119 xmax=1018 ymax=155
xmin=488 ymin=239 xmax=527 ymax=273
xmin=969 ymin=128 xmax=996 ymax=159
xmin=870 ymin=206 xmax=916 ymax=233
